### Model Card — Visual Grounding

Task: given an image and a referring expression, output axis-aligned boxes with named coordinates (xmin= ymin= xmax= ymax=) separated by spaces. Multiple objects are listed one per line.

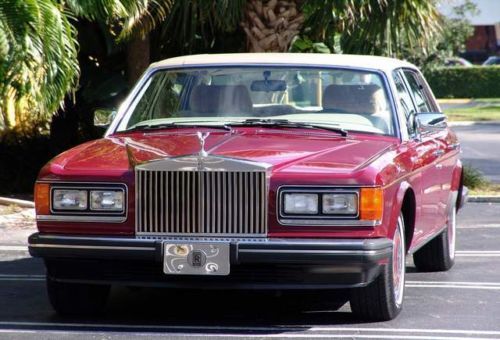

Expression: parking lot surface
xmin=452 ymin=123 xmax=500 ymax=183
xmin=1 ymin=203 xmax=500 ymax=339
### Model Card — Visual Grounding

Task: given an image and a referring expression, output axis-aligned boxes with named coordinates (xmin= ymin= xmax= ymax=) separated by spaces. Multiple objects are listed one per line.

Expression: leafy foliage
xmin=0 ymin=0 xmax=78 ymax=128
xmin=463 ymin=164 xmax=489 ymax=190
xmin=425 ymin=67 xmax=500 ymax=99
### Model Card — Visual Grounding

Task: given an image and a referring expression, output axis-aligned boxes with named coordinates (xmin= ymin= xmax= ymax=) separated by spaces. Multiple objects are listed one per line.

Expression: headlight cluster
xmin=52 ymin=188 xmax=124 ymax=213
xmin=280 ymin=187 xmax=383 ymax=221
xmin=283 ymin=191 xmax=358 ymax=216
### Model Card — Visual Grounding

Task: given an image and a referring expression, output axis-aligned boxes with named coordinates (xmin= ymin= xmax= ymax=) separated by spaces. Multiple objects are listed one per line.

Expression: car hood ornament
xmin=197 ymin=131 xmax=210 ymax=170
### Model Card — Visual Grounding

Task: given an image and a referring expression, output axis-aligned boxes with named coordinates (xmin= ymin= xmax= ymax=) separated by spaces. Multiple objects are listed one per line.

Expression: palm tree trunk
xmin=126 ymin=34 xmax=150 ymax=85
xmin=241 ymin=0 xmax=304 ymax=52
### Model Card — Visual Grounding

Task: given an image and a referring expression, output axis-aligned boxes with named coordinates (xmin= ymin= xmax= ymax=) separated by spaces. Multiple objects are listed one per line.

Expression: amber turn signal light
xmin=34 ymin=183 xmax=50 ymax=215
xmin=360 ymin=187 xmax=384 ymax=221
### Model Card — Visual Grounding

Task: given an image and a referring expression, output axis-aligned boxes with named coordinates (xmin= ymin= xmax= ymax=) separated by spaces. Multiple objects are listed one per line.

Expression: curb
xmin=0 ymin=197 xmax=35 ymax=209
xmin=467 ymin=196 xmax=500 ymax=203
xmin=449 ymin=120 xmax=500 ymax=127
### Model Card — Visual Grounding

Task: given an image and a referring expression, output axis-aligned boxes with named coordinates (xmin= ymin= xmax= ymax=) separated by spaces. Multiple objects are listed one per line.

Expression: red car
xmin=29 ymin=54 xmax=467 ymax=321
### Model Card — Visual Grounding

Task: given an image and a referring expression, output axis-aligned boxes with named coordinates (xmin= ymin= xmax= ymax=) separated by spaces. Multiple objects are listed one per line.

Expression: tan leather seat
xmin=189 ymin=85 xmax=253 ymax=116
xmin=322 ymin=84 xmax=389 ymax=133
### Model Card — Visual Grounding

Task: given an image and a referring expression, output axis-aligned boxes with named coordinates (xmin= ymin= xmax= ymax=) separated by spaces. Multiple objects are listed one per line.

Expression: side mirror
xmin=94 ymin=108 xmax=117 ymax=128
xmin=415 ymin=112 xmax=447 ymax=133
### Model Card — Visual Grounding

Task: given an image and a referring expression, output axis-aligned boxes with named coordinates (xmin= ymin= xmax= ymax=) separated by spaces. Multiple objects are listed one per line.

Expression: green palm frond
xmin=341 ymin=0 xmax=442 ymax=57
xmin=0 ymin=0 xmax=79 ymax=127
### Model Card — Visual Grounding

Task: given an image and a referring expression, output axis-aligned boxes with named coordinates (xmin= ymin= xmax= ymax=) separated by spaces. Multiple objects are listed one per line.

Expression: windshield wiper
xmin=124 ymin=122 xmax=233 ymax=132
xmin=229 ymin=119 xmax=348 ymax=137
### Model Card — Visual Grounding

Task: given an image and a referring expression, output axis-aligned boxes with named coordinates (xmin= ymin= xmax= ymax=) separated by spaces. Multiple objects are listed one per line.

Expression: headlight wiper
xmin=229 ymin=119 xmax=348 ymax=137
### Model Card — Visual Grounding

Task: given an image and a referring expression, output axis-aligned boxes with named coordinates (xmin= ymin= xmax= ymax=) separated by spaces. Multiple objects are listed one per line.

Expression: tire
xmin=47 ymin=276 xmax=110 ymax=316
xmin=413 ymin=203 xmax=456 ymax=272
xmin=350 ymin=214 xmax=406 ymax=321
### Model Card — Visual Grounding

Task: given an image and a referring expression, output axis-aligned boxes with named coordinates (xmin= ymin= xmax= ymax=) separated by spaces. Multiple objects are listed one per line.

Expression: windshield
xmin=116 ymin=67 xmax=395 ymax=135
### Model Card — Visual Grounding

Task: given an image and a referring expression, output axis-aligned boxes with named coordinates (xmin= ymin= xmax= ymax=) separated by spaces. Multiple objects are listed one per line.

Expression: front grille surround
xmin=135 ymin=156 xmax=269 ymax=237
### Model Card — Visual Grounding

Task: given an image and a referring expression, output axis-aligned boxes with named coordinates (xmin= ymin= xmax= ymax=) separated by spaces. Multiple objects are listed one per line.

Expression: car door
xmin=401 ymin=69 xmax=450 ymax=234
xmin=392 ymin=70 xmax=442 ymax=246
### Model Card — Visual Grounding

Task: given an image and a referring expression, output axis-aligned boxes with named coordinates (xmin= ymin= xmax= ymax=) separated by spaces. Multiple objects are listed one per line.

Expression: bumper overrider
xmin=29 ymin=233 xmax=392 ymax=289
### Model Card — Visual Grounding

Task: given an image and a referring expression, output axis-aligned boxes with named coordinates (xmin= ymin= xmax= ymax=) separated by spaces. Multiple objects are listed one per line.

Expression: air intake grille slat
xmin=136 ymin=170 xmax=267 ymax=236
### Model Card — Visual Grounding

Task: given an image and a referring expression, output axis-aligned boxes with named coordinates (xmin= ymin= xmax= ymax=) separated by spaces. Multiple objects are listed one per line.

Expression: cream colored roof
xmin=150 ymin=53 xmax=417 ymax=73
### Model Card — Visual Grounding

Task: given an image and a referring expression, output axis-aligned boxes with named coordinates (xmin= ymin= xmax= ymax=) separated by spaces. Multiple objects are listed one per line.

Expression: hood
xmin=46 ymin=129 xmax=397 ymax=176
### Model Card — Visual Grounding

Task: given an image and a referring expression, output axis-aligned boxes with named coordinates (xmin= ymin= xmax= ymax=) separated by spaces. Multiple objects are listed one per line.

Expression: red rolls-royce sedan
xmin=29 ymin=53 xmax=467 ymax=321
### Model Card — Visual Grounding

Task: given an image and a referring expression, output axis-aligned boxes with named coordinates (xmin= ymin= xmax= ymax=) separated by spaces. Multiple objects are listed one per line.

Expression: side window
xmin=403 ymin=70 xmax=432 ymax=113
xmin=393 ymin=70 xmax=416 ymax=136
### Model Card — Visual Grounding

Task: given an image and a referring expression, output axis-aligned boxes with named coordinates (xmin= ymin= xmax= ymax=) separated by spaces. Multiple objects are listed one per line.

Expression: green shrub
xmin=462 ymin=164 xmax=489 ymax=189
xmin=424 ymin=66 xmax=500 ymax=98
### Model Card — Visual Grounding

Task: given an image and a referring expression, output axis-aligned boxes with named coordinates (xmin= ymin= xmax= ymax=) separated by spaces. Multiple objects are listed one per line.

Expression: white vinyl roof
xmin=150 ymin=53 xmax=417 ymax=73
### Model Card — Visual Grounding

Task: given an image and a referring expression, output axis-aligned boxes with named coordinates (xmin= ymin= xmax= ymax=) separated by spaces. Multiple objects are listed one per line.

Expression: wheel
xmin=47 ymin=276 xmax=110 ymax=316
xmin=350 ymin=214 xmax=406 ymax=321
xmin=413 ymin=203 xmax=456 ymax=272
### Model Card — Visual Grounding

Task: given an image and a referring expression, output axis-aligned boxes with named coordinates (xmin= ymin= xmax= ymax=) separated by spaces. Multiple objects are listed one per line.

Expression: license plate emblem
xmin=163 ymin=243 xmax=230 ymax=275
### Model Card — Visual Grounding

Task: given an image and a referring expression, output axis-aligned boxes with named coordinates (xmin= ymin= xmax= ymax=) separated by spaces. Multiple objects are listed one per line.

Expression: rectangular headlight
xmin=90 ymin=190 xmax=124 ymax=211
xmin=322 ymin=193 xmax=358 ymax=215
xmin=284 ymin=193 xmax=319 ymax=214
xmin=52 ymin=189 xmax=88 ymax=210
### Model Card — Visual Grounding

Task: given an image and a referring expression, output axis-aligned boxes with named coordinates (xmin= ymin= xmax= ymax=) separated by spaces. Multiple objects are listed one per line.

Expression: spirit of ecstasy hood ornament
xmin=197 ymin=131 xmax=210 ymax=158
xmin=196 ymin=132 xmax=210 ymax=170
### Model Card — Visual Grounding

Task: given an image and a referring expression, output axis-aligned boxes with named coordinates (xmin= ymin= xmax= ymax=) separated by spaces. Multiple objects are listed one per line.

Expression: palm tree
xmin=0 ymin=0 xmax=78 ymax=129
xmin=0 ymin=0 xmax=161 ymax=129
xmin=120 ymin=0 xmax=441 ymax=56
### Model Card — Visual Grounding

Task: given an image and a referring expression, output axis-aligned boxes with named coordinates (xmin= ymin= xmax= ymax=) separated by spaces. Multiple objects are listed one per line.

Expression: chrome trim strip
xmin=238 ymin=249 xmax=388 ymax=255
xmin=135 ymin=232 xmax=268 ymax=238
xmin=278 ymin=219 xmax=381 ymax=227
xmin=37 ymin=215 xmax=126 ymax=223
xmin=29 ymin=244 xmax=154 ymax=251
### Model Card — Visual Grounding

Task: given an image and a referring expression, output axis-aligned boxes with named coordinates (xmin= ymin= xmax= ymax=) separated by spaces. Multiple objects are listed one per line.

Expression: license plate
xmin=163 ymin=242 xmax=230 ymax=275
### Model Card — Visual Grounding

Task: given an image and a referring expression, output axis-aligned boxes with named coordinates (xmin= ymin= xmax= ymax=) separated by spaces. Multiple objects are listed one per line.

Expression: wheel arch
xmin=390 ymin=182 xmax=416 ymax=253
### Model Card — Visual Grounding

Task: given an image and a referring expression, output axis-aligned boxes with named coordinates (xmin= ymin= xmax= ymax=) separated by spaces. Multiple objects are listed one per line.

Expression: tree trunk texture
xmin=126 ymin=34 xmax=150 ymax=85
xmin=241 ymin=0 xmax=304 ymax=52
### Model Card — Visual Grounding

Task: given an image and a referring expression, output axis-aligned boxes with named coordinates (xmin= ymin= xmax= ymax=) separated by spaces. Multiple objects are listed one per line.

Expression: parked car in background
xmin=483 ymin=56 xmax=500 ymax=66
xmin=29 ymin=54 xmax=467 ymax=321
xmin=444 ymin=57 xmax=473 ymax=67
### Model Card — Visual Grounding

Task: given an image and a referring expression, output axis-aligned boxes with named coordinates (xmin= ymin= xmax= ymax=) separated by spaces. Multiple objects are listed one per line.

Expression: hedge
xmin=424 ymin=66 xmax=500 ymax=98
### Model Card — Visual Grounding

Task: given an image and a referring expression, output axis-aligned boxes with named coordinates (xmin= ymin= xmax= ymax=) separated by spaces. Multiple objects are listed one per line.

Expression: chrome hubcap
xmin=448 ymin=207 xmax=456 ymax=260
xmin=392 ymin=216 xmax=405 ymax=307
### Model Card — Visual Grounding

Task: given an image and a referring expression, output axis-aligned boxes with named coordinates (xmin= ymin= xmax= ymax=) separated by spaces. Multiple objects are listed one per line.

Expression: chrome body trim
xmin=238 ymin=249 xmax=387 ymax=256
xmin=278 ymin=219 xmax=381 ymax=227
xmin=37 ymin=215 xmax=127 ymax=223
xmin=28 ymin=244 xmax=154 ymax=251
xmin=135 ymin=154 xmax=272 ymax=172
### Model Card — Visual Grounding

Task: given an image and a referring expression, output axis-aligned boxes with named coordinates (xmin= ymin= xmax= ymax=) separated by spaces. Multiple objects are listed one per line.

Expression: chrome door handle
xmin=433 ymin=149 xmax=445 ymax=157
xmin=436 ymin=163 xmax=443 ymax=170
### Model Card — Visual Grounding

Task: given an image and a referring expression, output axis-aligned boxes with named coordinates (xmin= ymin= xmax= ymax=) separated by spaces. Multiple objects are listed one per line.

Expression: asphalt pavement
xmin=452 ymin=122 xmax=500 ymax=183
xmin=0 ymin=202 xmax=500 ymax=339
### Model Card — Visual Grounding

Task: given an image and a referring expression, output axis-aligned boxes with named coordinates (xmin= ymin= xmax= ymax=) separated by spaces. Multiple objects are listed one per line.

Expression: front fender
xmin=387 ymin=181 xmax=412 ymax=239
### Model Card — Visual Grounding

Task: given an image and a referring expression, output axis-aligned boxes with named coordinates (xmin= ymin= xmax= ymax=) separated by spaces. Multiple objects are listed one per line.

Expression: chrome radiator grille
xmin=135 ymin=170 xmax=268 ymax=236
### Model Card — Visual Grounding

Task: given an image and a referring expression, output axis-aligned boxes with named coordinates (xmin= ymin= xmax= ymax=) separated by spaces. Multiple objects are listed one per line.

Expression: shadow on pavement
xmin=0 ymin=256 xmax=368 ymax=335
